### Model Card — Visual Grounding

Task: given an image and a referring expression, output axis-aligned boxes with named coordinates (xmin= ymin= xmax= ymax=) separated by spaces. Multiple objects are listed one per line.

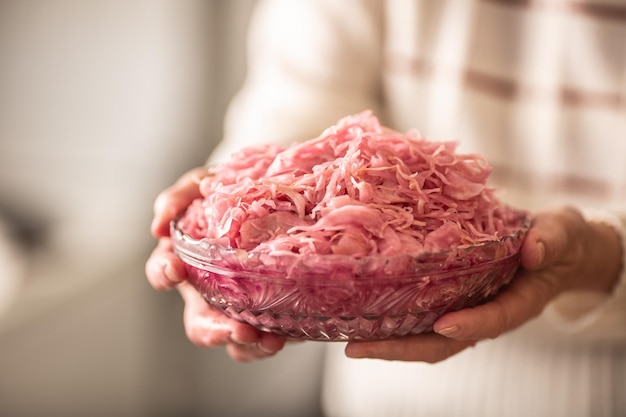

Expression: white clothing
xmin=212 ymin=1 xmax=626 ymax=416
xmin=0 ymin=218 xmax=24 ymax=320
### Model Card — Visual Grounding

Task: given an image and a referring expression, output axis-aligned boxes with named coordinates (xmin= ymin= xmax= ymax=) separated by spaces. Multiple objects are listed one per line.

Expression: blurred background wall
xmin=0 ymin=1 xmax=325 ymax=416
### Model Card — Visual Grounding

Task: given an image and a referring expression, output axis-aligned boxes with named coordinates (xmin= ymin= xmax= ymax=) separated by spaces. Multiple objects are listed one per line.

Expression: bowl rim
xmin=169 ymin=211 xmax=530 ymax=281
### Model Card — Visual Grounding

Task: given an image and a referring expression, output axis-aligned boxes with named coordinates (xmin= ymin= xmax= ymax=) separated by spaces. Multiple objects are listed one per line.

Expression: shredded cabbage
xmin=178 ymin=111 xmax=523 ymax=258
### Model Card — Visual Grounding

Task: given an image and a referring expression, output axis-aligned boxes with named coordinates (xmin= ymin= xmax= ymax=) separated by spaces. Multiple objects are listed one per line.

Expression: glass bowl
xmin=170 ymin=215 xmax=529 ymax=341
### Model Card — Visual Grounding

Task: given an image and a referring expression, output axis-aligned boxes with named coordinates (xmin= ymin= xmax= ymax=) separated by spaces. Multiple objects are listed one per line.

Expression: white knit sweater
xmin=211 ymin=1 xmax=626 ymax=416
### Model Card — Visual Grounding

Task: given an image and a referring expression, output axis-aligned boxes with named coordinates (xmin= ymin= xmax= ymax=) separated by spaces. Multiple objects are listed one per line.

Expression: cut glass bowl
xmin=171 ymin=215 xmax=528 ymax=341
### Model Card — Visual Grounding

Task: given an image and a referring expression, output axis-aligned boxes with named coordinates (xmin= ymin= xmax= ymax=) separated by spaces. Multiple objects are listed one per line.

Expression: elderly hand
xmin=145 ymin=167 xmax=286 ymax=362
xmin=344 ymin=207 xmax=623 ymax=362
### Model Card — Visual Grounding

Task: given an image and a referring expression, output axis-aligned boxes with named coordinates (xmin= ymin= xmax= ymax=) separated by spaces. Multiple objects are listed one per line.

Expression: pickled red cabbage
xmin=178 ymin=111 xmax=523 ymax=259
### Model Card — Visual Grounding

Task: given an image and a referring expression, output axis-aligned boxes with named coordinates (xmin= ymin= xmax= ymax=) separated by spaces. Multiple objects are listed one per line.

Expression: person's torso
xmin=381 ymin=0 xmax=626 ymax=213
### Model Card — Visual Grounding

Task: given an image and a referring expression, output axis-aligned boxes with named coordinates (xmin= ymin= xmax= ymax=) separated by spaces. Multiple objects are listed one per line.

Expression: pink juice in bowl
xmin=171 ymin=111 xmax=529 ymax=341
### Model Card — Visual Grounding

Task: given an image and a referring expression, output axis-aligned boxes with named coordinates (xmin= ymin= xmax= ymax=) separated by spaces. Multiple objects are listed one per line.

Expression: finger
xmin=178 ymin=282 xmax=264 ymax=348
xmin=151 ymin=167 xmax=211 ymax=237
xmin=434 ymin=208 xmax=585 ymax=341
xmin=179 ymin=281 xmax=286 ymax=362
xmin=345 ymin=333 xmax=476 ymax=363
xmin=226 ymin=344 xmax=272 ymax=363
xmin=145 ymin=238 xmax=188 ymax=290
xmin=433 ymin=269 xmax=558 ymax=340
xmin=226 ymin=332 xmax=287 ymax=363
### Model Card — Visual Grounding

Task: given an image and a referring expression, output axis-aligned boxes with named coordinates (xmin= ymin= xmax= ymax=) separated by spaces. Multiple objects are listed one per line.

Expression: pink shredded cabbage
xmin=178 ymin=111 xmax=523 ymax=258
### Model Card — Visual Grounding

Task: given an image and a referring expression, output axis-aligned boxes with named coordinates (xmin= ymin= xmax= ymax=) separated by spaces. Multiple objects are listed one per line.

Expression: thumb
xmin=520 ymin=208 xmax=582 ymax=271
xmin=151 ymin=167 xmax=209 ymax=237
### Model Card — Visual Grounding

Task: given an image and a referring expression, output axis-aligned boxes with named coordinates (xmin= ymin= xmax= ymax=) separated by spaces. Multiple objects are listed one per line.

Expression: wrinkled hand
xmin=145 ymin=167 xmax=286 ymax=362
xmin=345 ymin=207 xmax=623 ymax=362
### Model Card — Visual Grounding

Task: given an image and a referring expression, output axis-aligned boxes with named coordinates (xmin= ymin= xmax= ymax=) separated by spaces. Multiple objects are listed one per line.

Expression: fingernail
xmin=436 ymin=325 xmax=459 ymax=337
xmin=536 ymin=241 xmax=546 ymax=265
xmin=257 ymin=342 xmax=275 ymax=354
xmin=344 ymin=343 xmax=367 ymax=358
xmin=163 ymin=261 xmax=179 ymax=284
xmin=230 ymin=334 xmax=252 ymax=346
